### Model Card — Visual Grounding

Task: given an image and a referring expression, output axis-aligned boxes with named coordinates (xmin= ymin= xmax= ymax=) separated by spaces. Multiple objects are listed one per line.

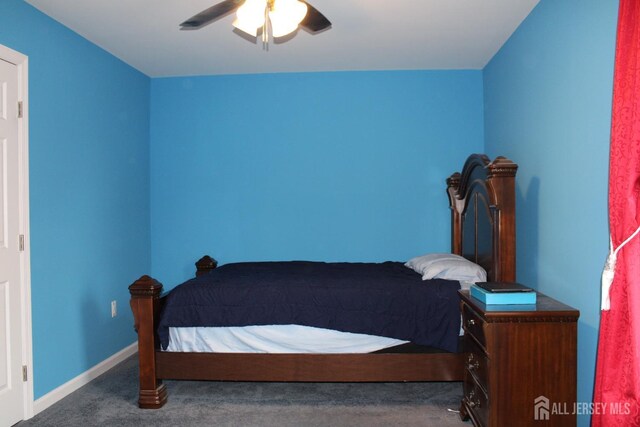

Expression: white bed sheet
xmin=166 ymin=324 xmax=410 ymax=353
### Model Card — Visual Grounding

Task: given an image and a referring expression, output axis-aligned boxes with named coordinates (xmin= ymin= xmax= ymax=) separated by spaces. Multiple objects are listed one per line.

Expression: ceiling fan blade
xmin=300 ymin=2 xmax=331 ymax=33
xmin=180 ymin=0 xmax=244 ymax=29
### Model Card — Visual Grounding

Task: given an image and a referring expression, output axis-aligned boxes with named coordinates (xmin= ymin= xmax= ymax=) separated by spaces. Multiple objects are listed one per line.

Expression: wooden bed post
xmin=129 ymin=275 xmax=167 ymax=408
xmin=446 ymin=172 xmax=463 ymax=256
xmin=486 ymin=157 xmax=518 ymax=282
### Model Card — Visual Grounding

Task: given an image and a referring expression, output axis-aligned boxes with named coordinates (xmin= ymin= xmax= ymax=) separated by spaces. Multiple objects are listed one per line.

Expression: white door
xmin=0 ymin=57 xmax=24 ymax=427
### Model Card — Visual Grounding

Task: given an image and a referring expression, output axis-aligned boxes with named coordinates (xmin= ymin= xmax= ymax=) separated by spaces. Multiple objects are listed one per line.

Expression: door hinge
xmin=17 ymin=101 xmax=23 ymax=119
xmin=22 ymin=365 xmax=28 ymax=382
xmin=19 ymin=234 xmax=24 ymax=251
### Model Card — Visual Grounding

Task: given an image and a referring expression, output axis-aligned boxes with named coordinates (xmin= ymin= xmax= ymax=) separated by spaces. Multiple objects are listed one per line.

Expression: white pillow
xmin=405 ymin=253 xmax=487 ymax=283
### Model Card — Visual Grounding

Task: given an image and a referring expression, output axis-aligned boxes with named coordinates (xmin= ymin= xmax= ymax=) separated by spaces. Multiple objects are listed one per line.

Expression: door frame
xmin=0 ymin=42 xmax=33 ymax=420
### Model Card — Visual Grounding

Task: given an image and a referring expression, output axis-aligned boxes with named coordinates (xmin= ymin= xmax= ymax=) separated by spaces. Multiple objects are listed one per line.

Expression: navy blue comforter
xmin=158 ymin=261 xmax=461 ymax=352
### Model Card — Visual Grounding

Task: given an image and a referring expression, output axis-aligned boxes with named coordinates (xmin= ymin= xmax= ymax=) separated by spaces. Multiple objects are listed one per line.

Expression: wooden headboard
xmin=446 ymin=154 xmax=518 ymax=282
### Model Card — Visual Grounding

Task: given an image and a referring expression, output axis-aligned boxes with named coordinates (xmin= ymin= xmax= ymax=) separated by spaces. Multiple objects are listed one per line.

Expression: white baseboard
xmin=32 ymin=342 xmax=138 ymax=416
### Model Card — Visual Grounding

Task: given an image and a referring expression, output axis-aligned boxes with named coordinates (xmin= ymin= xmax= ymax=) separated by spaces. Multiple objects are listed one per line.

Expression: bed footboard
xmin=129 ymin=275 xmax=167 ymax=409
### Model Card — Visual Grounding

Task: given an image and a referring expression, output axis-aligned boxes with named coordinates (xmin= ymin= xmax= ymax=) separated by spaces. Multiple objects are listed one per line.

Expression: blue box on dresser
xmin=470 ymin=284 xmax=537 ymax=305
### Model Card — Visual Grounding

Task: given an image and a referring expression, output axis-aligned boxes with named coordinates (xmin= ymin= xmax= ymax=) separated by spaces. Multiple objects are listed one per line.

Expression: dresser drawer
xmin=466 ymin=338 xmax=489 ymax=393
xmin=462 ymin=302 xmax=486 ymax=349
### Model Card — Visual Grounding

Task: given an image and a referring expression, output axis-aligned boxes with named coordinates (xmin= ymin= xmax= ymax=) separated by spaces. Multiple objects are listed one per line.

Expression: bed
xmin=128 ymin=153 xmax=518 ymax=409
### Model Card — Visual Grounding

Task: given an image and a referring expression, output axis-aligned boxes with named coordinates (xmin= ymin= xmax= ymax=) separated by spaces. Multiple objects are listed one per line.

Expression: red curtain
xmin=593 ymin=1 xmax=640 ymax=425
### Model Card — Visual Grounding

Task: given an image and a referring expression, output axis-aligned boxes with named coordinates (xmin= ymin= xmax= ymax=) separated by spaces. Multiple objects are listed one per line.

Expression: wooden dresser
xmin=458 ymin=290 xmax=579 ymax=427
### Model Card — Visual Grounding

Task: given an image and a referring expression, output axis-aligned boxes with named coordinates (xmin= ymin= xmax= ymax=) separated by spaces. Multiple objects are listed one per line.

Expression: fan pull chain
xmin=262 ymin=4 xmax=269 ymax=51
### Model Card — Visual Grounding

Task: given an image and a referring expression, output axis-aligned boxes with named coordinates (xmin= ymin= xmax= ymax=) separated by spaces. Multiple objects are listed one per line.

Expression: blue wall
xmin=0 ymin=0 xmax=151 ymax=398
xmin=150 ymin=71 xmax=484 ymax=287
xmin=483 ymin=0 xmax=618 ymax=425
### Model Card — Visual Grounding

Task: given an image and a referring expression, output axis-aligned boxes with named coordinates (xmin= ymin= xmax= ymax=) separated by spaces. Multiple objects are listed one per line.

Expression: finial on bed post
xmin=128 ymin=276 xmax=167 ymax=408
xmin=129 ymin=275 xmax=163 ymax=332
xmin=196 ymin=255 xmax=218 ymax=276
xmin=129 ymin=275 xmax=162 ymax=297
xmin=487 ymin=156 xmax=518 ymax=178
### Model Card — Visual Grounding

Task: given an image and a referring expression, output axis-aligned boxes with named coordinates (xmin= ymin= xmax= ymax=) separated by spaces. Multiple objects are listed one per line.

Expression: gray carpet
xmin=19 ymin=355 xmax=469 ymax=426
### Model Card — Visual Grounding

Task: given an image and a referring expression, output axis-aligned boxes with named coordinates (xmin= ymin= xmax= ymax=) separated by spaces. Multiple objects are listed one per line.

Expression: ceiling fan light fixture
xmin=269 ymin=0 xmax=308 ymax=38
xmin=232 ymin=0 xmax=267 ymax=37
xmin=179 ymin=0 xmax=331 ymax=44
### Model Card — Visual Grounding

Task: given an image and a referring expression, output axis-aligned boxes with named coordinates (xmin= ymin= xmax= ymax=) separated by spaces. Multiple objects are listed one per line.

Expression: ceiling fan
xmin=180 ymin=0 xmax=332 ymax=41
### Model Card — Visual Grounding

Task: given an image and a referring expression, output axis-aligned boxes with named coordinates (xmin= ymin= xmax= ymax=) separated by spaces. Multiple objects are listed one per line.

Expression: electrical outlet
xmin=111 ymin=300 xmax=117 ymax=318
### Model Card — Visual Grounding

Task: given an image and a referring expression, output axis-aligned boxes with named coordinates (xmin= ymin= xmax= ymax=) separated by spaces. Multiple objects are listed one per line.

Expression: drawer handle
xmin=468 ymin=390 xmax=482 ymax=409
xmin=467 ymin=319 xmax=476 ymax=327
xmin=467 ymin=354 xmax=480 ymax=371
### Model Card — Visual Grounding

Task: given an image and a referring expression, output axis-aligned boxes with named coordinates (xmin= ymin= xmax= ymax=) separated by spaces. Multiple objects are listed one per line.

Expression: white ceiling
xmin=24 ymin=0 xmax=539 ymax=78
